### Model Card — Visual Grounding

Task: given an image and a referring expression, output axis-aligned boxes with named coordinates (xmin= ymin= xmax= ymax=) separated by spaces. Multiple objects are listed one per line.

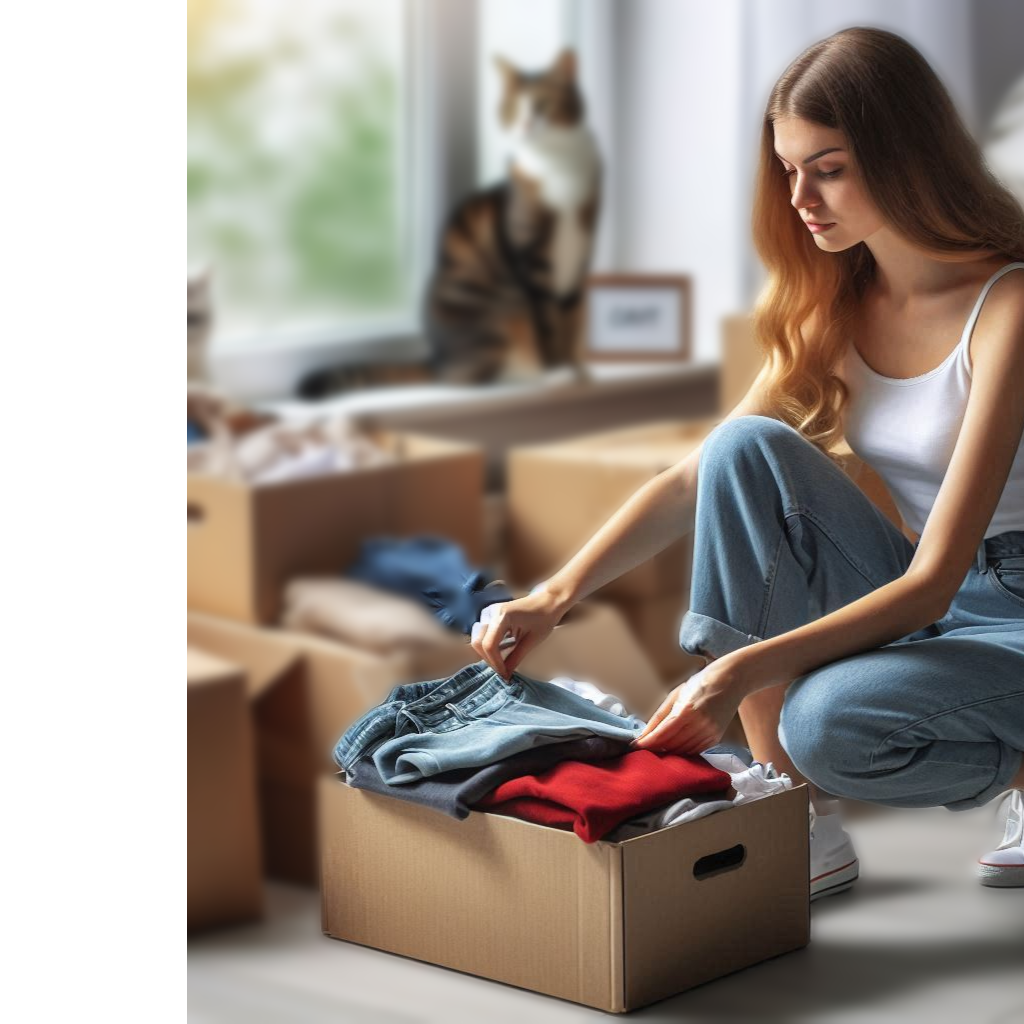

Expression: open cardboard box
xmin=188 ymin=429 xmax=486 ymax=625
xmin=187 ymin=600 xmax=669 ymax=885
xmin=187 ymin=648 xmax=263 ymax=931
xmin=320 ymin=778 xmax=809 ymax=1013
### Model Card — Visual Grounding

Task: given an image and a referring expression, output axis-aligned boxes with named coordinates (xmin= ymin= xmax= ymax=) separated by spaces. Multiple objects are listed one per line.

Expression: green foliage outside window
xmin=187 ymin=0 xmax=407 ymax=339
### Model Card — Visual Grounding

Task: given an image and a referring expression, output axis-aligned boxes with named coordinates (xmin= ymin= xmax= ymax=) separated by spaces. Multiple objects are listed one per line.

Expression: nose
xmin=790 ymin=174 xmax=821 ymax=213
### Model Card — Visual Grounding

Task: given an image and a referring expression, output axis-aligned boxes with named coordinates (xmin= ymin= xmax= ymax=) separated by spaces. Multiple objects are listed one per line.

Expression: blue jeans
xmin=333 ymin=661 xmax=645 ymax=785
xmin=678 ymin=415 xmax=1024 ymax=811
xmin=345 ymin=536 xmax=514 ymax=634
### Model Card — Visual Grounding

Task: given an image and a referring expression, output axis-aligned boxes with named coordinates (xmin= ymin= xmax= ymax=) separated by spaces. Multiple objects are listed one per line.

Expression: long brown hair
xmin=751 ymin=26 xmax=1024 ymax=466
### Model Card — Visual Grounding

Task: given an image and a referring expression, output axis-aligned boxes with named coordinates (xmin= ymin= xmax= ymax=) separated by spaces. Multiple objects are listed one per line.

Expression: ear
xmin=551 ymin=47 xmax=577 ymax=81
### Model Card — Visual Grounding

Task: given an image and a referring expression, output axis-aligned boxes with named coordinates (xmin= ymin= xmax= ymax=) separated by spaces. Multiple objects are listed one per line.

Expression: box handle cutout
xmin=187 ymin=503 xmax=205 ymax=524
xmin=693 ymin=844 xmax=746 ymax=880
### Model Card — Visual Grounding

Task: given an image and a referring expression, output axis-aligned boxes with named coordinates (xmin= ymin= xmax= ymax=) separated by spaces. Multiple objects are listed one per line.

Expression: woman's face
xmin=772 ymin=116 xmax=886 ymax=251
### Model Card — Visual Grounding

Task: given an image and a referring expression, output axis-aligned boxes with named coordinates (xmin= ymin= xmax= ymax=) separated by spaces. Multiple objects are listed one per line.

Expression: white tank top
xmin=840 ymin=261 xmax=1024 ymax=539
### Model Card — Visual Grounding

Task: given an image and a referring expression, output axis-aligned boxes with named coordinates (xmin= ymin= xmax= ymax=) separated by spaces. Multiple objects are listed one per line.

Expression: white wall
xmin=611 ymin=0 xmax=745 ymax=364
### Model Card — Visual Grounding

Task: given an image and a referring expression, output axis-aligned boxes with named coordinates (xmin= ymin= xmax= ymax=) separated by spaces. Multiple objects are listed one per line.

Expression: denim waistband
xmin=333 ymin=661 xmax=525 ymax=771
xmin=976 ymin=530 xmax=1024 ymax=574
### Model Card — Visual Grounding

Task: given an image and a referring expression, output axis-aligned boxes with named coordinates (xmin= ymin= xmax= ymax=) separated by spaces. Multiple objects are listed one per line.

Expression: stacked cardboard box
xmin=187 ymin=648 xmax=263 ymax=931
xmin=187 ymin=615 xmax=395 ymax=885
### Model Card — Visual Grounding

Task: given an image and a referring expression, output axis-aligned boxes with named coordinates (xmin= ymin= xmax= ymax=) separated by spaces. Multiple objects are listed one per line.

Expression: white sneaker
xmin=809 ymin=803 xmax=860 ymax=901
xmin=977 ymin=789 xmax=1024 ymax=888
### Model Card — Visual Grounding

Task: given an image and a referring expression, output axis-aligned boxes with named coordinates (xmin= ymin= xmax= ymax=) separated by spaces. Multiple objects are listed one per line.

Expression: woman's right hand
xmin=469 ymin=582 xmax=569 ymax=680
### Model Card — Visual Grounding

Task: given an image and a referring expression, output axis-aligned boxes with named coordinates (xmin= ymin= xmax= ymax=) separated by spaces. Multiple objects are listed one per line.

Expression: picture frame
xmin=582 ymin=274 xmax=692 ymax=362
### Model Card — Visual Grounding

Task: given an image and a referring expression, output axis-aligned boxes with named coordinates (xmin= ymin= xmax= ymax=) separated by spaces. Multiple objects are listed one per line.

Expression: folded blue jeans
xmin=679 ymin=415 xmax=1024 ymax=811
xmin=333 ymin=661 xmax=645 ymax=786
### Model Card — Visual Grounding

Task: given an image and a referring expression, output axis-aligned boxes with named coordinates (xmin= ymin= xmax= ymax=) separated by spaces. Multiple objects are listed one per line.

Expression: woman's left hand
xmin=630 ymin=655 xmax=746 ymax=756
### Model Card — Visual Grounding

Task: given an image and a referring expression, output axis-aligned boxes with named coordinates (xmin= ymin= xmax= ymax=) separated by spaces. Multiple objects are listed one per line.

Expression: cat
xmin=424 ymin=48 xmax=601 ymax=384
xmin=188 ymin=268 xmax=213 ymax=382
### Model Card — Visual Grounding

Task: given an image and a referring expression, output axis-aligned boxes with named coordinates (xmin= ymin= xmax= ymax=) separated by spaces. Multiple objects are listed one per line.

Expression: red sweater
xmin=474 ymin=750 xmax=731 ymax=843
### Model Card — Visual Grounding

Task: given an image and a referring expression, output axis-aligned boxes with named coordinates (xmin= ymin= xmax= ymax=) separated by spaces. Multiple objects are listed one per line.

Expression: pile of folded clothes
xmin=334 ymin=661 xmax=791 ymax=844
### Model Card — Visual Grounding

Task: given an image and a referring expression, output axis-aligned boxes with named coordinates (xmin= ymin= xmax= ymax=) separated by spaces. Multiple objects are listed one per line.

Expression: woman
xmin=470 ymin=27 xmax=1024 ymax=898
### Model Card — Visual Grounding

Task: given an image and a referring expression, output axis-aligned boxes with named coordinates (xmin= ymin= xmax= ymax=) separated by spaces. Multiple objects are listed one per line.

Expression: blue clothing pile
xmin=345 ymin=536 xmax=514 ymax=635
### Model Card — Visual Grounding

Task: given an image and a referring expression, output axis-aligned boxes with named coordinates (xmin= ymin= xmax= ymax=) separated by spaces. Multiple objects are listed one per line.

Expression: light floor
xmin=189 ymin=800 xmax=1024 ymax=1023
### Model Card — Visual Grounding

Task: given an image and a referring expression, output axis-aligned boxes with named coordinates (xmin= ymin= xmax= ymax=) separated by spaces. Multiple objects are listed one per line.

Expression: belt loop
xmin=397 ymin=707 xmax=424 ymax=734
xmin=976 ymin=539 xmax=988 ymax=575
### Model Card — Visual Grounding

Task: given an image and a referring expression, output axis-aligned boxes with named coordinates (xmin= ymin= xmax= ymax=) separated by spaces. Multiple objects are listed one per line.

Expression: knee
xmin=700 ymin=415 xmax=798 ymax=473
xmin=778 ymin=674 xmax=878 ymax=796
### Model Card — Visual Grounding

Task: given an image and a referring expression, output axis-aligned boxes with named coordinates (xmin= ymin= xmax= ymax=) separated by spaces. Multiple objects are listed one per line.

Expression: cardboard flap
xmin=187 ymin=647 xmax=244 ymax=688
xmin=187 ymin=612 xmax=302 ymax=700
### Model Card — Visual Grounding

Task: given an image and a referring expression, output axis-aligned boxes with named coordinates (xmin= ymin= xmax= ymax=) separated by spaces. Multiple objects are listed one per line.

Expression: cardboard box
xmin=187 ymin=648 xmax=263 ymax=931
xmin=187 ymin=600 xmax=667 ymax=885
xmin=187 ymin=614 xmax=400 ymax=884
xmin=320 ymin=778 xmax=809 ymax=1013
xmin=507 ymin=419 xmax=721 ymax=602
xmin=188 ymin=430 xmax=486 ymax=625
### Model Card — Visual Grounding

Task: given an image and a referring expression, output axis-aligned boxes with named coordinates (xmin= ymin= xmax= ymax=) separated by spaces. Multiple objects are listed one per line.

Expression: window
xmin=188 ymin=0 xmax=413 ymax=347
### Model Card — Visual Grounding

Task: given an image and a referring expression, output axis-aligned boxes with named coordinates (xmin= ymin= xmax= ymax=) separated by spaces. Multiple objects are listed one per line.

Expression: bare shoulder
xmin=964 ymin=261 xmax=1024 ymax=372
xmin=973 ymin=263 xmax=1024 ymax=342
xmin=981 ymin=260 xmax=1024 ymax=300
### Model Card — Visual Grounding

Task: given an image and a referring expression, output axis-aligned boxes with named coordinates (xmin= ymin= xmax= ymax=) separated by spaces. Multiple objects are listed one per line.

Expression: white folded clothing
xmin=251 ymin=445 xmax=339 ymax=485
xmin=188 ymin=414 xmax=391 ymax=484
xmin=546 ymin=675 xmax=632 ymax=720
xmin=606 ymin=755 xmax=793 ymax=841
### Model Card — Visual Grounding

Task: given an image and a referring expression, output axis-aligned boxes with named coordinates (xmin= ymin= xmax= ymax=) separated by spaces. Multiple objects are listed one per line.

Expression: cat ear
xmin=551 ymin=48 xmax=577 ymax=82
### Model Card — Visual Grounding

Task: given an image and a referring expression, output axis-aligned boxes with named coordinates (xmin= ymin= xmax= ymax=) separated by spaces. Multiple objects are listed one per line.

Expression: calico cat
xmin=187 ymin=268 xmax=213 ymax=382
xmin=424 ymin=48 xmax=601 ymax=384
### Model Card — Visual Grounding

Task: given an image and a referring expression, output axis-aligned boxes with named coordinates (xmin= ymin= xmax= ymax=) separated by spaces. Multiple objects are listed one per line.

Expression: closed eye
xmin=783 ymin=168 xmax=843 ymax=180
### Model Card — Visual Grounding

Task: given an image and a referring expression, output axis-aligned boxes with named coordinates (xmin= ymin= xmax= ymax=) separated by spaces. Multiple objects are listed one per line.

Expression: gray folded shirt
xmin=346 ymin=735 xmax=632 ymax=819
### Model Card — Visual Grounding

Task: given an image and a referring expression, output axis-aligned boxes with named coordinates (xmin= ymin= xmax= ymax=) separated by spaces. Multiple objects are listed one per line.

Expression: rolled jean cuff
xmin=678 ymin=610 xmax=763 ymax=661
xmin=944 ymin=743 xmax=1024 ymax=812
